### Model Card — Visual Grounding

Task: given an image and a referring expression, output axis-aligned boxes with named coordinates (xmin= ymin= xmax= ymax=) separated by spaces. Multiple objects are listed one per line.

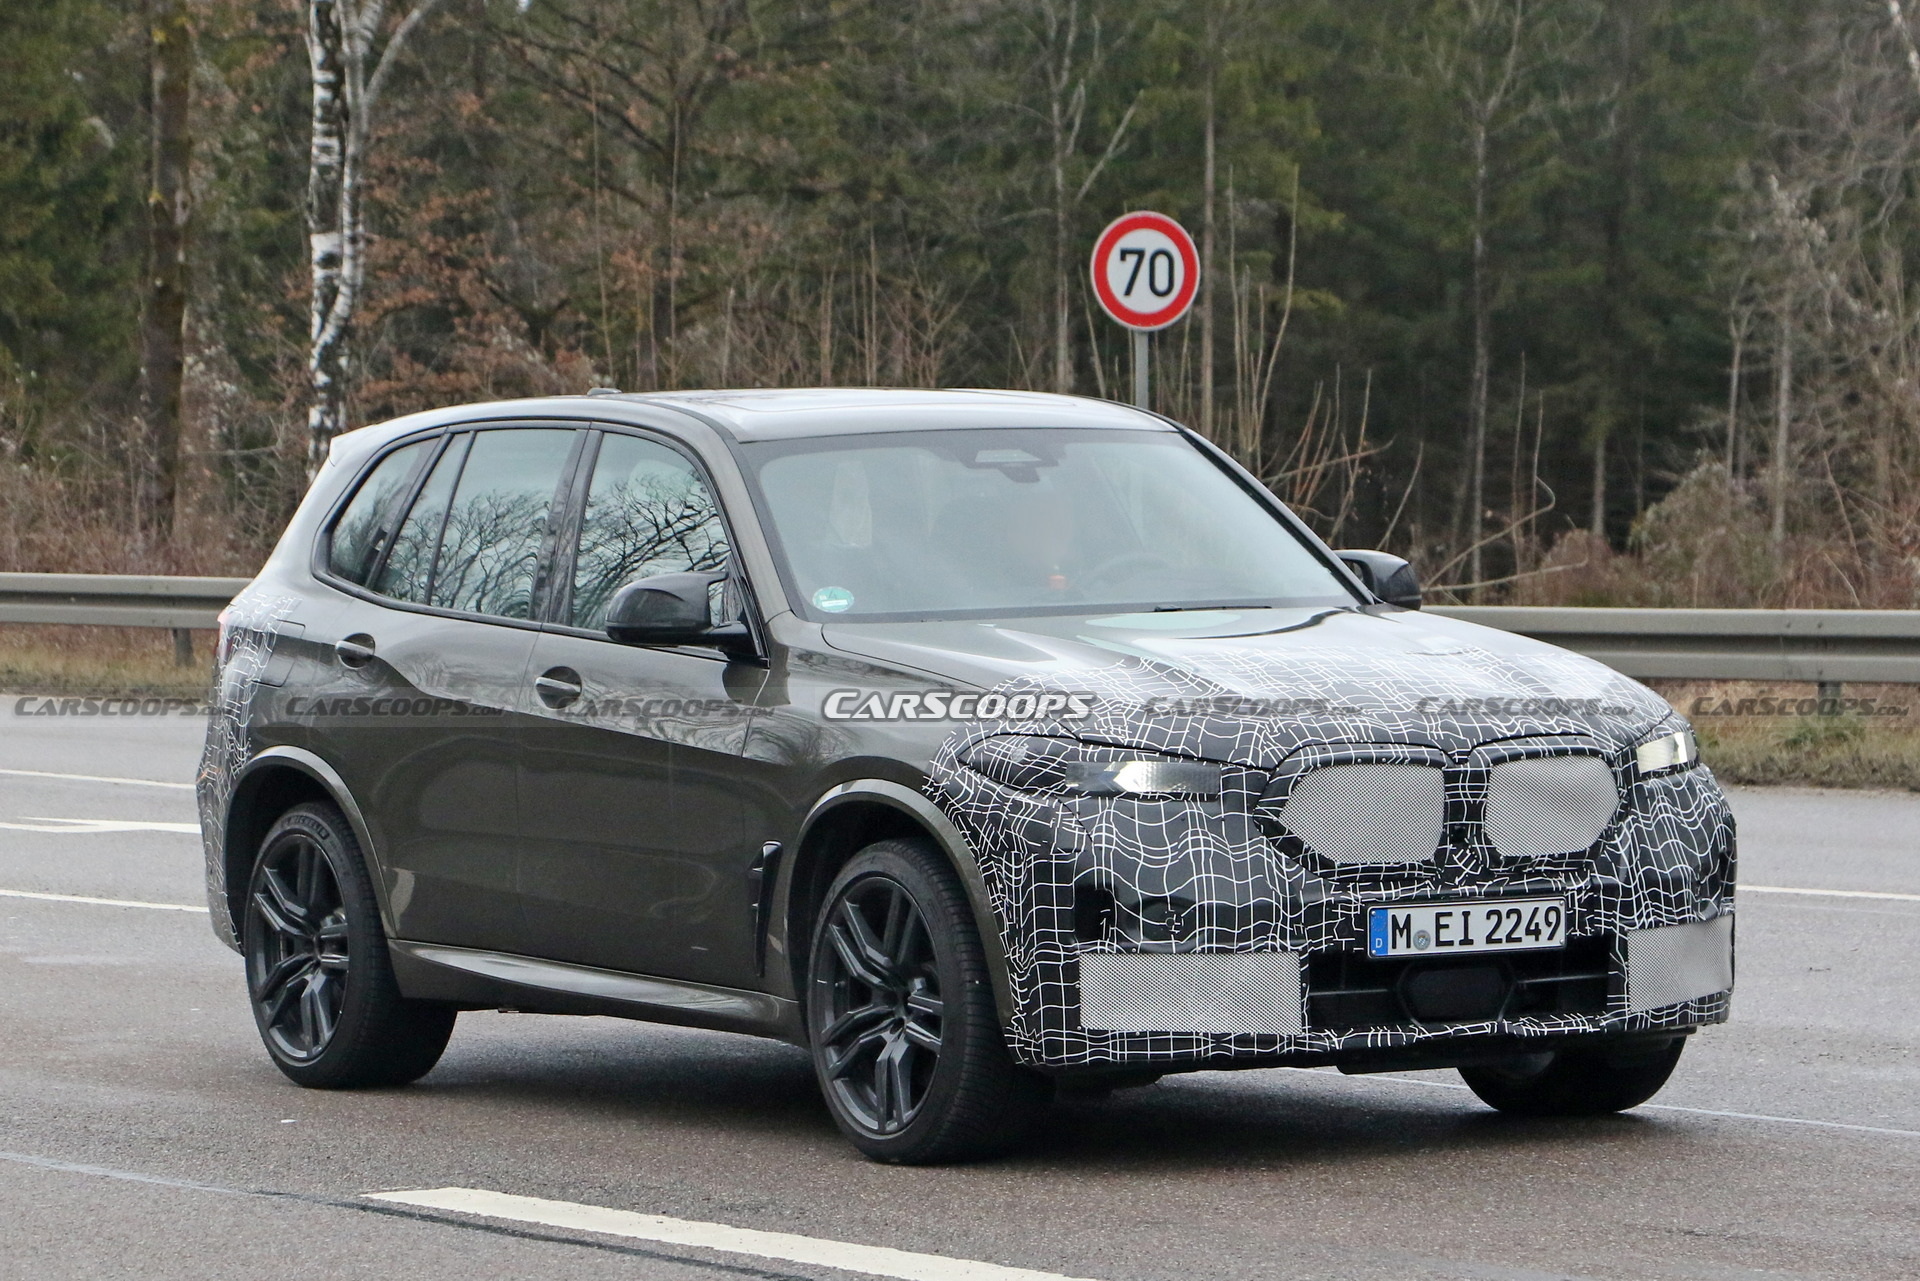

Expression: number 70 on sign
xmin=1090 ymin=211 xmax=1199 ymax=332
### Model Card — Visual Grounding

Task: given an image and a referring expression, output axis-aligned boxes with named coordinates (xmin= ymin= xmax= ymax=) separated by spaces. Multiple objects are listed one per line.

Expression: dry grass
xmin=1648 ymin=679 xmax=1920 ymax=792
xmin=0 ymin=625 xmax=216 ymax=699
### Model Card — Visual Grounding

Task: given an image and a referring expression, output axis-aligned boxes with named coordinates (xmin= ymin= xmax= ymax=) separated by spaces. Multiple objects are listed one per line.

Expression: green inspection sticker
xmin=812 ymin=586 xmax=855 ymax=613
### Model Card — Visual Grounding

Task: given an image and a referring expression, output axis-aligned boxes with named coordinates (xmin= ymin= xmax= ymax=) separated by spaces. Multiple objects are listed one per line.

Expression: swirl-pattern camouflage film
xmin=197 ymin=587 xmax=300 ymax=946
xmin=923 ymin=611 xmax=1735 ymax=1069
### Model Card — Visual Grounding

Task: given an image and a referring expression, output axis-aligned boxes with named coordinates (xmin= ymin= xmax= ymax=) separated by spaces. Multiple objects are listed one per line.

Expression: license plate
xmin=1367 ymin=898 xmax=1568 ymax=958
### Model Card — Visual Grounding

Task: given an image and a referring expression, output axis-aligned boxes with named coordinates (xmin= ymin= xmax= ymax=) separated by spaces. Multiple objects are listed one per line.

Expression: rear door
xmin=308 ymin=424 xmax=583 ymax=951
xmin=517 ymin=427 xmax=769 ymax=984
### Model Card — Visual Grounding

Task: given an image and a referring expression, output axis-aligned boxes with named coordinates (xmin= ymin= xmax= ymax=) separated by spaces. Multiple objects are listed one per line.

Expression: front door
xmin=517 ymin=428 xmax=769 ymax=985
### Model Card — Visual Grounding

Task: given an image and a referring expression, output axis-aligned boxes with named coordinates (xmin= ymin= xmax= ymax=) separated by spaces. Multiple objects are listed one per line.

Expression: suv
xmin=199 ymin=389 xmax=1735 ymax=1163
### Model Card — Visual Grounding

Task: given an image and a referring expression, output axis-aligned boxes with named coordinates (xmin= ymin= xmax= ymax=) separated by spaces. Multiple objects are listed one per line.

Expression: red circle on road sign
xmin=1090 ymin=211 xmax=1200 ymax=330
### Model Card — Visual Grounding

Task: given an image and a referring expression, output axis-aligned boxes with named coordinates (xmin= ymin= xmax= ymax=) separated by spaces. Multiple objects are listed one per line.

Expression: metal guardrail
xmin=0 ymin=573 xmax=250 ymax=630
xmin=0 ymin=574 xmax=1916 ymax=683
xmin=1435 ymin=606 xmax=1920 ymax=683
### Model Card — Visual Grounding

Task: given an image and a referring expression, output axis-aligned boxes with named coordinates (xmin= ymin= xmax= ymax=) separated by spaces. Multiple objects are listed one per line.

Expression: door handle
xmin=334 ymin=634 xmax=377 ymax=668
xmin=533 ymin=666 xmax=583 ymax=709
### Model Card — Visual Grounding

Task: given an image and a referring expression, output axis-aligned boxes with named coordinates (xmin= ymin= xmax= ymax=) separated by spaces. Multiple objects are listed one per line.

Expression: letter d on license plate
xmin=1367 ymin=898 xmax=1567 ymax=958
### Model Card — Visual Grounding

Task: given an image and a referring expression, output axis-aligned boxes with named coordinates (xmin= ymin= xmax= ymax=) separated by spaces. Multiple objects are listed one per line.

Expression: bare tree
xmin=1419 ymin=0 xmax=1587 ymax=596
xmin=1020 ymin=0 xmax=1138 ymax=395
xmin=138 ymin=0 xmax=193 ymax=539
xmin=306 ymin=0 xmax=446 ymax=472
xmin=1196 ymin=1 xmax=1248 ymax=441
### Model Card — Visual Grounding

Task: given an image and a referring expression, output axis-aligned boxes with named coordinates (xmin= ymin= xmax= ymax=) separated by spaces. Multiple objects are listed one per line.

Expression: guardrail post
xmin=172 ymin=628 xmax=194 ymax=668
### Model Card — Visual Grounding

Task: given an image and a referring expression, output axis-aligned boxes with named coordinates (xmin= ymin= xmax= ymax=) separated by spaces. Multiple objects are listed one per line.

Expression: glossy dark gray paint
xmin=198 ymin=389 xmax=1733 ymax=1069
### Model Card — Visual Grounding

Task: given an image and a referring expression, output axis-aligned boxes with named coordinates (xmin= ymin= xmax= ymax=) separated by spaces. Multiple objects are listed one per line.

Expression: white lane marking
xmin=365 ymin=1188 xmax=1100 ymax=1281
xmin=0 ymin=817 xmax=200 ymax=834
xmin=0 ymin=888 xmax=201 ymax=912
xmin=1743 ymin=884 xmax=1920 ymax=903
xmin=1333 ymin=1072 xmax=1920 ymax=1138
xmin=0 ymin=767 xmax=194 ymax=791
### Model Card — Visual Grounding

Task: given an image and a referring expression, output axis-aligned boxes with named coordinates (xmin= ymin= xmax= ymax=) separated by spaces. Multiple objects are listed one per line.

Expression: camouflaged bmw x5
xmin=199 ymin=388 xmax=1734 ymax=1163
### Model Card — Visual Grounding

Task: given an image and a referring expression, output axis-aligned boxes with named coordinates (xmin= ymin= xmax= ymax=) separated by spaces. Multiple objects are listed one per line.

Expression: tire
xmin=242 ymin=801 xmax=455 ymax=1089
xmin=805 ymin=838 xmax=1050 ymax=1163
xmin=1459 ymin=1036 xmax=1686 ymax=1117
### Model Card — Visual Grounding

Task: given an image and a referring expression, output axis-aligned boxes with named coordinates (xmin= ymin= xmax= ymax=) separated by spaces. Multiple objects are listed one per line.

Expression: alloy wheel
xmin=245 ymin=832 xmax=351 ymax=1062
xmin=815 ymin=876 xmax=945 ymax=1136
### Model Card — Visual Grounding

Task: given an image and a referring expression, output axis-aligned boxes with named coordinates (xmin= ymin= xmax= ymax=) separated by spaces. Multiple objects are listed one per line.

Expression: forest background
xmin=6 ymin=0 xmax=1920 ymax=611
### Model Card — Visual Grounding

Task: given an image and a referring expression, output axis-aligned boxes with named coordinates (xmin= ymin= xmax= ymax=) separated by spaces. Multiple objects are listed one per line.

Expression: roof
xmin=606 ymin=387 xmax=1172 ymax=441
xmin=324 ymin=389 xmax=1173 ymax=469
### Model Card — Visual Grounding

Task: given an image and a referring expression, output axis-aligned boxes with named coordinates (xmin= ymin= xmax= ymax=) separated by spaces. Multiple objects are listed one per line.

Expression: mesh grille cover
xmin=1079 ymin=951 xmax=1303 ymax=1035
xmin=1484 ymin=755 xmax=1619 ymax=859
xmin=1277 ymin=762 xmax=1446 ymax=864
xmin=1627 ymin=915 xmax=1734 ymax=1012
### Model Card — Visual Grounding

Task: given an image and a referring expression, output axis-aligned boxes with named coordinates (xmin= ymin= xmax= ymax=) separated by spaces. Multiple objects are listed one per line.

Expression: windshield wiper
xmin=1149 ymin=603 xmax=1275 ymax=613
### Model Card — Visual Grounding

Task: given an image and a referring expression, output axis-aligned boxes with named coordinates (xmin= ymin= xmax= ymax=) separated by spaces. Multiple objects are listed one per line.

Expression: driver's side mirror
xmin=605 ymin=571 xmax=757 ymax=656
xmin=1336 ymin=550 xmax=1421 ymax=610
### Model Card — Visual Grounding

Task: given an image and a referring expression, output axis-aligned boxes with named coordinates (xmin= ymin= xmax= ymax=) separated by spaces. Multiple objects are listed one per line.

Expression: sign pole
xmin=1132 ymin=330 xmax=1149 ymax=409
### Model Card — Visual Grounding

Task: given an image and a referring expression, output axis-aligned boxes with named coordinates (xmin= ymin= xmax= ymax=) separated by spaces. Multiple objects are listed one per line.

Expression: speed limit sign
xmin=1090 ymin=211 xmax=1199 ymax=331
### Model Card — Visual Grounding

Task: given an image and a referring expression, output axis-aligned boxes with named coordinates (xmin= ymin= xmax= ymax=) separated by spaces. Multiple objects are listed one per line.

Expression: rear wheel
xmin=243 ymin=802 xmax=455 ymax=1088
xmin=806 ymin=838 xmax=1049 ymax=1163
xmin=1459 ymin=1036 xmax=1686 ymax=1116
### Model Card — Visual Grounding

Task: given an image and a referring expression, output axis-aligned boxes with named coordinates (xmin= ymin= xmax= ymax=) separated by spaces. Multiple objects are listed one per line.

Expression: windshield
xmin=739 ymin=427 xmax=1356 ymax=621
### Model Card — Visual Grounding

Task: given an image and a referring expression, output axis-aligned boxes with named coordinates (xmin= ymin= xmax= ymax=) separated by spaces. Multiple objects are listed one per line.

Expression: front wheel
xmin=1459 ymin=1036 xmax=1686 ymax=1116
xmin=806 ymin=838 xmax=1049 ymax=1163
xmin=243 ymin=802 xmax=455 ymax=1089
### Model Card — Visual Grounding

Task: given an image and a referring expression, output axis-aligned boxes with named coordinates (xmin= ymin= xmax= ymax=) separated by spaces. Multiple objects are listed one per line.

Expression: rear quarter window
xmin=326 ymin=439 xmax=434 ymax=585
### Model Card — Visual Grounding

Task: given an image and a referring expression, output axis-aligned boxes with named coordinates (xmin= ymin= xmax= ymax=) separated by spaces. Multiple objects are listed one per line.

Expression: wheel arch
xmin=783 ymin=780 xmax=1014 ymax=1028
xmin=221 ymin=748 xmax=385 ymax=943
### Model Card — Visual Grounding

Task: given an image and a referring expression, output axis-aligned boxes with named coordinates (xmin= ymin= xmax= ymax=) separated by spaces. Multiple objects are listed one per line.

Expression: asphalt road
xmin=1 ymin=709 xmax=1916 ymax=1281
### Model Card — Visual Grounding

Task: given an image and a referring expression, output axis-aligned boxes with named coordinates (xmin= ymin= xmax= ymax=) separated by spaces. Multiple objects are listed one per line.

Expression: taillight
xmin=216 ymin=606 xmax=238 ymax=666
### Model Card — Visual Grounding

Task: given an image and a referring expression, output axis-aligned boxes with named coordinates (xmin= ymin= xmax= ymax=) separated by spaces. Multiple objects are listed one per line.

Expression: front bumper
xmin=929 ymin=754 xmax=1735 ymax=1071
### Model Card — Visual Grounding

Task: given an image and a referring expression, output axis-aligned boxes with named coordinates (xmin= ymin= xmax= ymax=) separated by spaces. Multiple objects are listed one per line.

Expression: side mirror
xmin=1336 ymin=550 xmax=1421 ymax=610
xmin=605 ymin=572 xmax=756 ymax=656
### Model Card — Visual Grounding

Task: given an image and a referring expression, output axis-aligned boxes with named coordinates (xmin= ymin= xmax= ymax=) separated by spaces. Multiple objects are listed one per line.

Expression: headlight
xmin=959 ymin=735 xmax=1223 ymax=799
xmin=1064 ymin=759 xmax=1223 ymax=798
xmin=1634 ymin=727 xmax=1699 ymax=777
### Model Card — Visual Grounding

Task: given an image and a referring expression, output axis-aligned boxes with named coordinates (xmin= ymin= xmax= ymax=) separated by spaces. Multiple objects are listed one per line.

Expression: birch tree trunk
xmin=306 ymin=0 xmax=351 ymax=474
xmin=139 ymin=0 xmax=194 ymax=540
xmin=305 ymin=0 xmax=444 ymax=473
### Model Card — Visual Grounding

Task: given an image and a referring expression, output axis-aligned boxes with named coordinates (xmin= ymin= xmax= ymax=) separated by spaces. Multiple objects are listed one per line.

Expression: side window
xmin=428 ymin=428 xmax=578 ymax=620
xmin=326 ymin=439 xmax=432 ymax=585
xmin=569 ymin=433 xmax=731 ymax=631
xmin=369 ymin=434 xmax=468 ymax=605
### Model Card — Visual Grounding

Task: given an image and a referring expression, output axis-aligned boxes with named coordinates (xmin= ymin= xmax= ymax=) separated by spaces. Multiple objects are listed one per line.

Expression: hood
xmin=822 ymin=606 xmax=1674 ymax=766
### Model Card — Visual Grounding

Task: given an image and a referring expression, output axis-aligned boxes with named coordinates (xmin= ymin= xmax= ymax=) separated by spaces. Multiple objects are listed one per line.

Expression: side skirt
xmin=389 ymin=941 xmax=805 ymax=1045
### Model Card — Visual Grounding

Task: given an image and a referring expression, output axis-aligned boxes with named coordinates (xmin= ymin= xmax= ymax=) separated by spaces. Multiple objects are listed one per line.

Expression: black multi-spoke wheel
xmin=806 ymin=838 xmax=1049 ymax=1163
xmin=242 ymin=802 xmax=454 ymax=1089
xmin=815 ymin=875 xmax=945 ymax=1135
xmin=247 ymin=826 xmax=351 ymax=1061
xmin=1460 ymin=1036 xmax=1686 ymax=1116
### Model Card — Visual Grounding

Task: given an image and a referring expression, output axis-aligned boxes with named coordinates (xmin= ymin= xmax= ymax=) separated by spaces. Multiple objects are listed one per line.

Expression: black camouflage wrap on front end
xmin=924 ymin=623 xmax=1734 ymax=1069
